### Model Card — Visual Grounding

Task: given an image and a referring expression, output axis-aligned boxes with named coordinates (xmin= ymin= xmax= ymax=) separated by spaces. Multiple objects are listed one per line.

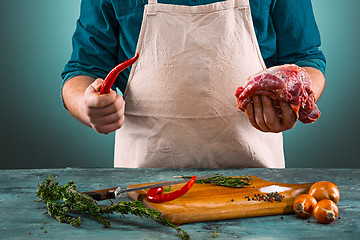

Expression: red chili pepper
xmin=146 ymin=175 xmax=197 ymax=203
xmin=99 ymin=53 xmax=139 ymax=95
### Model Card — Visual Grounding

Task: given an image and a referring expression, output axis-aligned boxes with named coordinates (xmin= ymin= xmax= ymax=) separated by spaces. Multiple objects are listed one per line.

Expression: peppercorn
xmin=245 ymin=192 xmax=285 ymax=203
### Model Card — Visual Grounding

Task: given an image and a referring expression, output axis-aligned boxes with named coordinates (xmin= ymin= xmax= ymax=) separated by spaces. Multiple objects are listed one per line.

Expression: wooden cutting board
xmin=127 ymin=175 xmax=314 ymax=225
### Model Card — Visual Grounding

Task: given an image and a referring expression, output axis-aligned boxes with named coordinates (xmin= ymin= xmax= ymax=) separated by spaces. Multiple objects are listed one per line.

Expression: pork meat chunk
xmin=235 ymin=64 xmax=320 ymax=124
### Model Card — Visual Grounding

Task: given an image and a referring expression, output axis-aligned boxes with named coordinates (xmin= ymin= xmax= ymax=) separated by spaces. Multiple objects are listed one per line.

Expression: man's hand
xmin=244 ymin=95 xmax=297 ymax=133
xmin=242 ymin=67 xmax=325 ymax=133
xmin=83 ymin=78 xmax=125 ymax=134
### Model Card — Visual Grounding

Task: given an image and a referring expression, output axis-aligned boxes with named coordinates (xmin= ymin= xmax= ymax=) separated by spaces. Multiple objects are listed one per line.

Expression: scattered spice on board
xmin=245 ymin=192 xmax=285 ymax=202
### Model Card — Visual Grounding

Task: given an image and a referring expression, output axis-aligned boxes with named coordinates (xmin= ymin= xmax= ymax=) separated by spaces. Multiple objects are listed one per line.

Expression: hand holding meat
xmin=84 ymin=78 xmax=125 ymax=134
xmin=243 ymin=95 xmax=297 ymax=133
xmin=235 ymin=64 xmax=321 ymax=132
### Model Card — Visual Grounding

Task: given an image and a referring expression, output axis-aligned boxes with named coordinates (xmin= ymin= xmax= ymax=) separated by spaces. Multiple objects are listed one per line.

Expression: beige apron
xmin=114 ymin=0 xmax=285 ymax=168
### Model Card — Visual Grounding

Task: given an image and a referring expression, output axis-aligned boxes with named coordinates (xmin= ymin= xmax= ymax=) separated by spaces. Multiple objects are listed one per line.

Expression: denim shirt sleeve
xmin=270 ymin=0 xmax=326 ymax=74
xmin=61 ymin=0 xmax=120 ymax=89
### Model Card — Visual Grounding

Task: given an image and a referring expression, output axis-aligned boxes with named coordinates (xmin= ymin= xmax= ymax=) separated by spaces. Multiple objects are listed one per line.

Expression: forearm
xmin=303 ymin=67 xmax=326 ymax=102
xmin=62 ymin=75 xmax=96 ymax=127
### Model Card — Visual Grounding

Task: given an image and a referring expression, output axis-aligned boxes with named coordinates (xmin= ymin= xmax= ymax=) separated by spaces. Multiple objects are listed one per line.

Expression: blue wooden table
xmin=0 ymin=168 xmax=359 ymax=239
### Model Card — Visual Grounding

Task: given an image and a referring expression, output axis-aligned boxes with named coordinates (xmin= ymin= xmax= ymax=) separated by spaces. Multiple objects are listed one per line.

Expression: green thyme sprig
xmin=182 ymin=174 xmax=252 ymax=188
xmin=36 ymin=175 xmax=189 ymax=240
xmin=100 ymin=201 xmax=189 ymax=239
xmin=211 ymin=228 xmax=218 ymax=238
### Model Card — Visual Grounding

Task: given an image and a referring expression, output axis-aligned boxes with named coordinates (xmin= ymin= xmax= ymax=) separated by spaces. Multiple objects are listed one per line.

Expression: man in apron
xmin=61 ymin=0 xmax=326 ymax=168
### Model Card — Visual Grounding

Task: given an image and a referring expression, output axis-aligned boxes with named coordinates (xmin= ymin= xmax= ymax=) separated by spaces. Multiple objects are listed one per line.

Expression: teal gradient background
xmin=1 ymin=0 xmax=359 ymax=169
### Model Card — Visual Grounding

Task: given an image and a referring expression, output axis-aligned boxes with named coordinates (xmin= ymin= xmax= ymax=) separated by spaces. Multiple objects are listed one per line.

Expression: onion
xmin=308 ymin=181 xmax=340 ymax=203
xmin=313 ymin=199 xmax=339 ymax=224
xmin=293 ymin=194 xmax=317 ymax=219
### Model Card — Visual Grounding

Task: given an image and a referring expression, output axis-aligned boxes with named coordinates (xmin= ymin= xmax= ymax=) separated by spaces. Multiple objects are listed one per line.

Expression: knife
xmin=83 ymin=174 xmax=217 ymax=201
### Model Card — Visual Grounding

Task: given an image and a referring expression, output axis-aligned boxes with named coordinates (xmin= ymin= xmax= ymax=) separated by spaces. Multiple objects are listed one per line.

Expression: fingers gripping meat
xmin=235 ymin=64 xmax=320 ymax=124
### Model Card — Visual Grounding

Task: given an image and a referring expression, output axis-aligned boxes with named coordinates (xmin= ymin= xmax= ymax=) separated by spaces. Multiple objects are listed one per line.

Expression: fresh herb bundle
xmin=36 ymin=175 xmax=189 ymax=240
xmin=182 ymin=174 xmax=252 ymax=188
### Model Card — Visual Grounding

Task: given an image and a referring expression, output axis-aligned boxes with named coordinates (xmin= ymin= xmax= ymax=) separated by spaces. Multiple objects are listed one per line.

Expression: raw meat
xmin=235 ymin=64 xmax=320 ymax=124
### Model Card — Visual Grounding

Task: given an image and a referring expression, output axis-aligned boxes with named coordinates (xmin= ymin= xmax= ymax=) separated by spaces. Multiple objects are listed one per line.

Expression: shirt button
xmin=138 ymin=0 xmax=145 ymax=6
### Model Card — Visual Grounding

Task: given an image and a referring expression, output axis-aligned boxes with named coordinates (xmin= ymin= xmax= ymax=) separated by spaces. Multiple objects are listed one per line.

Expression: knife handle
xmin=83 ymin=187 xmax=118 ymax=201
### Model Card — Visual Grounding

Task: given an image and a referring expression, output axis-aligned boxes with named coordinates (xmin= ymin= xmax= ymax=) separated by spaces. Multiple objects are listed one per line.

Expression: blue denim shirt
xmin=61 ymin=0 xmax=326 ymax=94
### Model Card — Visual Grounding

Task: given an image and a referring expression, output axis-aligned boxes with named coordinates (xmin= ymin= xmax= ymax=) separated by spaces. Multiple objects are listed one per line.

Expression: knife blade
xmin=83 ymin=174 xmax=217 ymax=201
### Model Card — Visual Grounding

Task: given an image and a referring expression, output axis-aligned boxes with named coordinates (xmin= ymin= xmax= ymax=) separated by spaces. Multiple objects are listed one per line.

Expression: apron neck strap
xmin=147 ymin=0 xmax=158 ymax=15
